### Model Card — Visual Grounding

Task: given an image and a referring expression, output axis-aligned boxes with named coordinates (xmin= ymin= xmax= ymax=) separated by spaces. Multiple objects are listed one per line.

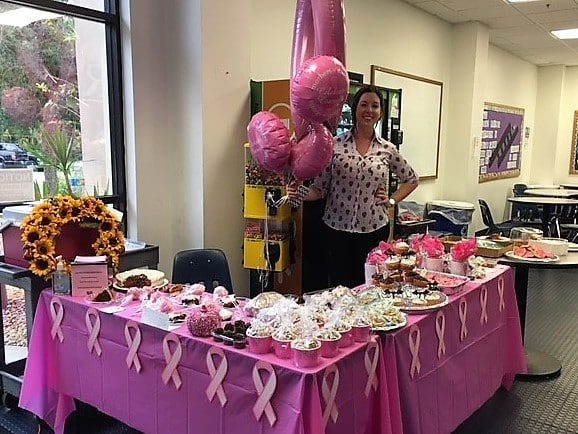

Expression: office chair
xmin=172 ymin=249 xmax=233 ymax=293
xmin=477 ymin=199 xmax=516 ymax=236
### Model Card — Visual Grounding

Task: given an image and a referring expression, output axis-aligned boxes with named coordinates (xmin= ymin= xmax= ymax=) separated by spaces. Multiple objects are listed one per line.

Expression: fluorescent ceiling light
xmin=506 ymin=0 xmax=543 ymax=3
xmin=0 ymin=8 xmax=61 ymax=27
xmin=551 ymin=28 xmax=578 ymax=39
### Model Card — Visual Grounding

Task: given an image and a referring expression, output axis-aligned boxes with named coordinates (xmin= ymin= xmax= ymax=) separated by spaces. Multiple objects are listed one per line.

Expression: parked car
xmin=0 ymin=142 xmax=39 ymax=169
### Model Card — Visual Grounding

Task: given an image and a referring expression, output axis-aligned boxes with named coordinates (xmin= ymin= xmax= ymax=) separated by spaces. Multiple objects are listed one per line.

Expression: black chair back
xmin=172 ymin=249 xmax=233 ymax=293
xmin=513 ymin=183 xmax=528 ymax=196
xmin=478 ymin=199 xmax=497 ymax=231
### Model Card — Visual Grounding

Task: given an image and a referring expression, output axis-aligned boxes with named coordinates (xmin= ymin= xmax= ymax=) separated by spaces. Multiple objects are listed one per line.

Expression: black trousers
xmin=324 ymin=224 xmax=390 ymax=288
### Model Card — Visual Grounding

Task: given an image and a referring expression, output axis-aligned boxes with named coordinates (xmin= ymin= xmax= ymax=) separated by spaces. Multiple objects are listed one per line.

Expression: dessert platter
xmin=423 ymin=270 xmax=470 ymax=295
xmin=504 ymin=244 xmax=559 ymax=263
xmin=86 ymin=288 xmax=119 ymax=305
xmin=113 ymin=269 xmax=169 ymax=292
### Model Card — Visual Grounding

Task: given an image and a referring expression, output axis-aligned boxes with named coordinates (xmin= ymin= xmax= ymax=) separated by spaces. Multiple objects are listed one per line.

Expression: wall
xmin=555 ymin=66 xmax=578 ymax=184
xmin=124 ymin=0 xmax=548 ymax=292
xmin=480 ymin=45 xmax=538 ymax=224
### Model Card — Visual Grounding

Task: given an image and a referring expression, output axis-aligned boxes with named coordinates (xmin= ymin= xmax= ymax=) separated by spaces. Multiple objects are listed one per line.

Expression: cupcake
xmin=394 ymin=241 xmax=410 ymax=256
xmin=400 ymin=256 xmax=416 ymax=271
xmin=385 ymin=256 xmax=401 ymax=270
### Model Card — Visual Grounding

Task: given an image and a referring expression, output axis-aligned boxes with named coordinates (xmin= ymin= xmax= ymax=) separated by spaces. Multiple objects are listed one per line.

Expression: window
xmin=0 ymin=0 xmax=125 ymax=214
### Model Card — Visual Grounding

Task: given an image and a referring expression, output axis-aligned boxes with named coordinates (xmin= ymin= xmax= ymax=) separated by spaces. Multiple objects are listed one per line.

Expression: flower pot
xmin=272 ymin=338 xmax=292 ymax=359
xmin=247 ymin=335 xmax=272 ymax=354
xmin=337 ymin=327 xmax=353 ymax=348
xmin=449 ymin=260 xmax=468 ymax=276
xmin=352 ymin=325 xmax=371 ymax=343
xmin=292 ymin=344 xmax=321 ymax=368
xmin=318 ymin=337 xmax=341 ymax=358
xmin=425 ymin=256 xmax=444 ymax=272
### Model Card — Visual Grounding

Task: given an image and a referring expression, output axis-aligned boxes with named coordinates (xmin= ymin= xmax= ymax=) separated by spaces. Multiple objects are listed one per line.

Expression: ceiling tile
xmin=484 ymin=14 xmax=535 ymax=28
xmin=504 ymin=31 xmax=565 ymax=47
xmin=544 ymin=19 xmax=578 ymax=30
xmin=459 ymin=5 xmax=520 ymax=19
xmin=414 ymin=1 xmax=469 ymax=22
xmin=437 ymin=0 xmax=505 ymax=11
xmin=491 ymin=24 xmax=541 ymax=37
xmin=508 ymin=0 xmax=578 ymax=14
xmin=527 ymin=9 xmax=578 ymax=23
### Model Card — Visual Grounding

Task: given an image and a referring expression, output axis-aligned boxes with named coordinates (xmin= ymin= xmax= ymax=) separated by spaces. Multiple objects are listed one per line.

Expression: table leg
xmin=542 ymin=204 xmax=552 ymax=235
xmin=513 ymin=266 xmax=562 ymax=379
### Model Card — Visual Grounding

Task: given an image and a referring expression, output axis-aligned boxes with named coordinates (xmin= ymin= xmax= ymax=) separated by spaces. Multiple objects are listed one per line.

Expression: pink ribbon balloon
xmin=291 ymin=0 xmax=346 ymax=77
xmin=247 ymin=111 xmax=291 ymax=174
xmin=290 ymin=123 xmax=334 ymax=181
xmin=291 ymin=55 xmax=349 ymax=126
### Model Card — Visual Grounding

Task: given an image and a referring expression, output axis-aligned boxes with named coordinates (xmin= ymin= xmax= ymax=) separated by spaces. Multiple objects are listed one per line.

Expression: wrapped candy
xmin=213 ymin=286 xmax=229 ymax=299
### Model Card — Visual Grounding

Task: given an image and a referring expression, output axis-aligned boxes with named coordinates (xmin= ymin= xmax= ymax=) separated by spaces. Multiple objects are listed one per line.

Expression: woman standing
xmin=289 ymin=85 xmax=419 ymax=288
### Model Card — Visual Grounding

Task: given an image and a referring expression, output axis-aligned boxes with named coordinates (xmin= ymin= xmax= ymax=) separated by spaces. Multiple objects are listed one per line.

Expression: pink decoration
xmin=319 ymin=338 xmax=340 ymax=358
xmin=85 ymin=308 xmax=102 ymax=356
xmin=422 ymin=235 xmax=445 ymax=259
xmin=291 ymin=55 xmax=349 ymax=125
xmin=161 ymin=333 xmax=182 ymax=389
xmin=292 ymin=346 xmax=321 ymax=369
xmin=206 ymin=347 xmax=228 ymax=407
xmin=213 ymin=286 xmax=229 ymax=298
xmin=364 ymin=341 xmax=379 ymax=397
xmin=450 ymin=238 xmax=477 ymax=262
xmin=49 ymin=298 xmax=64 ymax=343
xmin=290 ymin=123 xmax=334 ymax=181
xmin=252 ymin=361 xmax=277 ymax=427
xmin=408 ymin=325 xmax=421 ymax=379
xmin=480 ymin=286 xmax=488 ymax=325
xmin=435 ymin=311 xmax=446 ymax=360
xmin=321 ymin=365 xmax=339 ymax=427
xmin=247 ymin=111 xmax=291 ymax=174
xmin=498 ymin=277 xmax=505 ymax=312
xmin=459 ymin=299 xmax=468 ymax=341
xmin=190 ymin=283 xmax=206 ymax=295
xmin=291 ymin=0 xmax=314 ymax=78
xmin=366 ymin=247 xmax=389 ymax=266
xmin=352 ymin=325 xmax=371 ymax=343
xmin=124 ymin=321 xmax=142 ymax=373
xmin=247 ymin=335 xmax=272 ymax=355
xmin=187 ymin=307 xmax=221 ymax=337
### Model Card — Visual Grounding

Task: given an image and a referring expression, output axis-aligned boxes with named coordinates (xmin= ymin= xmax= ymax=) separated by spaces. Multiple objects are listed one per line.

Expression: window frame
xmin=0 ymin=0 xmax=127 ymax=216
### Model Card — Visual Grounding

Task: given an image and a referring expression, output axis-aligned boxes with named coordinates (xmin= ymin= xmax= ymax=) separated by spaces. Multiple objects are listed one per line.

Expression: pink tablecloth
xmin=380 ymin=265 xmax=526 ymax=434
xmin=19 ymin=291 xmax=393 ymax=434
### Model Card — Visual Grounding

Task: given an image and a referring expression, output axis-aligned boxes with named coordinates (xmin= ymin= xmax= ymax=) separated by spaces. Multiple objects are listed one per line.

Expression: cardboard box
xmin=2 ymin=223 xmax=100 ymax=268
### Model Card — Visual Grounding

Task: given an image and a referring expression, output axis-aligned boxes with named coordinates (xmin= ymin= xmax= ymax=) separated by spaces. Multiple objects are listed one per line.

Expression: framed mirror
xmin=570 ymin=111 xmax=578 ymax=175
xmin=371 ymin=65 xmax=442 ymax=180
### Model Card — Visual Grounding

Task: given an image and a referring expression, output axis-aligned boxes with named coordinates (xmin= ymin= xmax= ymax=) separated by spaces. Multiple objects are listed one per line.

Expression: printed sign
xmin=0 ymin=168 xmax=34 ymax=203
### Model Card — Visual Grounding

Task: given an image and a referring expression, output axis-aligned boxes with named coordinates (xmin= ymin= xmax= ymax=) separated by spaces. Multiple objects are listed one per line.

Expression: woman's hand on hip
xmin=375 ymin=187 xmax=389 ymax=205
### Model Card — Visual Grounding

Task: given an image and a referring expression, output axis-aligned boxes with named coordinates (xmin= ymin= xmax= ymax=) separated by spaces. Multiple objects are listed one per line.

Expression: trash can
xmin=426 ymin=200 xmax=475 ymax=236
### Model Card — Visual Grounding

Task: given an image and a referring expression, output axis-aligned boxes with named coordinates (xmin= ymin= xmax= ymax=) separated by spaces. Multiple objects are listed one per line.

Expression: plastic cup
xmin=318 ymin=337 xmax=341 ymax=358
xmin=352 ymin=325 xmax=371 ymax=343
xmin=292 ymin=345 xmax=321 ymax=368
xmin=272 ymin=338 xmax=293 ymax=359
xmin=247 ymin=335 xmax=272 ymax=354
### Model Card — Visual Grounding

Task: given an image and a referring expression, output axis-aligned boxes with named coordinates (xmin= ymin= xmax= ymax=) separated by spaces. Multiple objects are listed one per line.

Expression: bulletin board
xmin=479 ymin=102 xmax=524 ymax=183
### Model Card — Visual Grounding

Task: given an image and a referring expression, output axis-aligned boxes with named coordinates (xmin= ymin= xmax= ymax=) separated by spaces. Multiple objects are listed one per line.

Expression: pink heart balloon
xmin=290 ymin=123 xmax=334 ymax=181
xmin=291 ymin=55 xmax=349 ymax=125
xmin=247 ymin=111 xmax=291 ymax=174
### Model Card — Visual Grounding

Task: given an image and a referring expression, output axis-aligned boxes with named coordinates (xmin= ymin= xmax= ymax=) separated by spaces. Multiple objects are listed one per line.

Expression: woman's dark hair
xmin=350 ymin=85 xmax=384 ymax=132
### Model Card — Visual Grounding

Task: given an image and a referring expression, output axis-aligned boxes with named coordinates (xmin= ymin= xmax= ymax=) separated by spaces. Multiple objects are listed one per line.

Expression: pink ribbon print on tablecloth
xmin=364 ymin=340 xmax=379 ymax=397
xmin=85 ymin=308 xmax=102 ymax=356
xmin=497 ymin=277 xmax=505 ymax=312
xmin=49 ymin=298 xmax=64 ymax=343
xmin=435 ymin=310 xmax=446 ymax=359
xmin=408 ymin=325 xmax=421 ymax=379
xmin=124 ymin=320 xmax=142 ymax=373
xmin=459 ymin=298 xmax=468 ymax=341
xmin=252 ymin=360 xmax=277 ymax=427
xmin=161 ymin=333 xmax=183 ymax=390
xmin=206 ymin=347 xmax=228 ymax=407
xmin=480 ymin=285 xmax=489 ymax=325
xmin=322 ymin=364 xmax=339 ymax=428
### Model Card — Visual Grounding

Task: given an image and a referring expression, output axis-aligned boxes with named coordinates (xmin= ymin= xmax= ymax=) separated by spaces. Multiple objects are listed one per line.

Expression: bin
xmin=426 ymin=200 xmax=475 ymax=236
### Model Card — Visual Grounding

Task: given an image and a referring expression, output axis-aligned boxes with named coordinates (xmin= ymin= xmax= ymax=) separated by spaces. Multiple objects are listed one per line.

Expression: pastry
xmin=116 ymin=268 xmax=166 ymax=288
xmin=394 ymin=241 xmax=410 ymax=255
xmin=92 ymin=288 xmax=113 ymax=302
xmin=186 ymin=306 xmax=221 ymax=337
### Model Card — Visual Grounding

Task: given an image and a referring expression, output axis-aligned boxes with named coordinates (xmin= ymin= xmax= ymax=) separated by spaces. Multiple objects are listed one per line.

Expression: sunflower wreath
xmin=20 ymin=195 xmax=125 ymax=277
